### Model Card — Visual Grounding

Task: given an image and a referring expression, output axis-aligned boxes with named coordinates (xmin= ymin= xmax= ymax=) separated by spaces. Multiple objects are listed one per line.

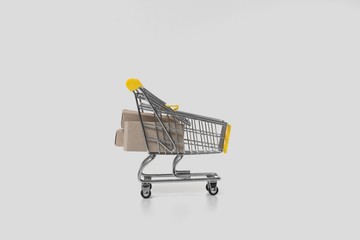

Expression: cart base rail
xmin=137 ymin=154 xmax=221 ymax=198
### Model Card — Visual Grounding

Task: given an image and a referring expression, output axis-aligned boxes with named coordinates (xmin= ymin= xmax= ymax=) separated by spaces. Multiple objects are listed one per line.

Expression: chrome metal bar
xmin=172 ymin=154 xmax=190 ymax=178
xmin=137 ymin=154 xmax=156 ymax=182
xmin=141 ymin=174 xmax=220 ymax=183
xmin=138 ymin=154 xmax=221 ymax=184
xmin=142 ymin=172 xmax=219 ymax=177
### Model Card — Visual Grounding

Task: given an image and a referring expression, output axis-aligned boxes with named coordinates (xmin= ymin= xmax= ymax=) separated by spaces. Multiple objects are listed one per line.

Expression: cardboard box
xmin=123 ymin=121 xmax=184 ymax=153
xmin=120 ymin=109 xmax=154 ymax=128
xmin=115 ymin=109 xmax=185 ymax=153
xmin=123 ymin=121 xmax=147 ymax=151
xmin=114 ymin=128 xmax=124 ymax=147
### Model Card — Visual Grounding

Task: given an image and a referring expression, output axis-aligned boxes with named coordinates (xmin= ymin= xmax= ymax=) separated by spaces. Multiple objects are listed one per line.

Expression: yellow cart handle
xmin=126 ymin=79 xmax=179 ymax=110
xmin=126 ymin=78 xmax=143 ymax=91
xmin=223 ymin=124 xmax=231 ymax=154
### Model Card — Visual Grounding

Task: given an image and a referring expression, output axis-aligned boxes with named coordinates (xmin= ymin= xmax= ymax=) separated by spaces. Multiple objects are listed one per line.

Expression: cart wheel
xmin=208 ymin=186 xmax=219 ymax=195
xmin=141 ymin=190 xmax=151 ymax=199
xmin=149 ymin=183 xmax=152 ymax=190
xmin=205 ymin=183 xmax=209 ymax=191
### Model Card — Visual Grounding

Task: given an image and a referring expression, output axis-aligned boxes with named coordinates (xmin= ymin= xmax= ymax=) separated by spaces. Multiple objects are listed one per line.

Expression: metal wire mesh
xmin=134 ymin=88 xmax=227 ymax=155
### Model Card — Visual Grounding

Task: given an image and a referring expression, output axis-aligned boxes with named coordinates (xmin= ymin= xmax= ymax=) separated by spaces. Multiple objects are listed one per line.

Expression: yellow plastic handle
xmin=126 ymin=78 xmax=143 ymax=91
xmin=223 ymin=124 xmax=231 ymax=154
xmin=165 ymin=104 xmax=179 ymax=111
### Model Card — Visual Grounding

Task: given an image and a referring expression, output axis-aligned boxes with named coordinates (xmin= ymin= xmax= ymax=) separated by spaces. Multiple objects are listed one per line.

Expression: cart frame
xmin=125 ymin=79 xmax=231 ymax=198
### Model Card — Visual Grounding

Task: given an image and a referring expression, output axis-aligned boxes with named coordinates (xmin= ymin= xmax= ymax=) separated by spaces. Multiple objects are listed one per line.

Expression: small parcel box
xmin=115 ymin=109 xmax=184 ymax=153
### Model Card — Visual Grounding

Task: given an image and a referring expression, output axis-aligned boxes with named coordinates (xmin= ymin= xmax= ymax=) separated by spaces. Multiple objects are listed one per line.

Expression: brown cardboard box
xmin=123 ymin=121 xmax=184 ymax=153
xmin=115 ymin=109 xmax=185 ymax=153
xmin=120 ymin=109 xmax=154 ymax=128
xmin=123 ymin=121 xmax=147 ymax=151
xmin=114 ymin=128 xmax=124 ymax=147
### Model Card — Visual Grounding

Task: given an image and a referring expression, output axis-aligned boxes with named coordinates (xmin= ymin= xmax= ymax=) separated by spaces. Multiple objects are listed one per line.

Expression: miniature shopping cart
xmin=123 ymin=78 xmax=231 ymax=198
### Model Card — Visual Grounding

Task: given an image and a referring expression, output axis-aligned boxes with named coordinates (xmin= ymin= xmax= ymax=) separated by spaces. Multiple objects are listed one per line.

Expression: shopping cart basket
xmin=122 ymin=78 xmax=231 ymax=198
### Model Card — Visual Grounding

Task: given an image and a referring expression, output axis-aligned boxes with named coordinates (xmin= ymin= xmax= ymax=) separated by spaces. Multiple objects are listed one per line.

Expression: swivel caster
xmin=206 ymin=182 xmax=219 ymax=195
xmin=141 ymin=183 xmax=152 ymax=199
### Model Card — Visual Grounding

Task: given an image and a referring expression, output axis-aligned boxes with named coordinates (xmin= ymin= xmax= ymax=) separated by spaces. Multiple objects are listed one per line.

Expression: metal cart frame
xmin=125 ymin=79 xmax=231 ymax=198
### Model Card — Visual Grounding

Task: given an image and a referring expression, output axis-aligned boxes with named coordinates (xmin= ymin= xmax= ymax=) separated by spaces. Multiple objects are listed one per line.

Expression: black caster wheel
xmin=208 ymin=187 xmax=219 ymax=195
xmin=149 ymin=183 xmax=152 ymax=190
xmin=206 ymin=183 xmax=209 ymax=191
xmin=141 ymin=190 xmax=151 ymax=199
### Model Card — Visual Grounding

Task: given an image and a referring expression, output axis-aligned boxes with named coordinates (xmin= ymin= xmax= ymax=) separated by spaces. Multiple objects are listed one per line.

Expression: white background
xmin=1 ymin=0 xmax=359 ymax=239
